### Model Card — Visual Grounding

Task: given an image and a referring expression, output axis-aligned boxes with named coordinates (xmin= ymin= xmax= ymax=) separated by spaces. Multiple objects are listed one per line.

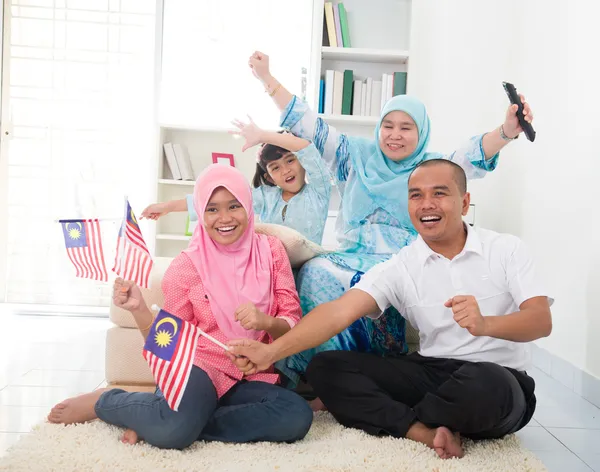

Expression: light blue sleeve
xmin=442 ymin=134 xmax=499 ymax=179
xmin=280 ymin=95 xmax=352 ymax=183
xmin=252 ymin=186 xmax=266 ymax=220
xmin=294 ymin=143 xmax=331 ymax=199
xmin=185 ymin=194 xmax=198 ymax=222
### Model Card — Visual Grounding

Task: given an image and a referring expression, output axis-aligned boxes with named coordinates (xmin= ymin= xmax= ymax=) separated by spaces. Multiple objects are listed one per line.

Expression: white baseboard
xmin=531 ymin=343 xmax=600 ymax=409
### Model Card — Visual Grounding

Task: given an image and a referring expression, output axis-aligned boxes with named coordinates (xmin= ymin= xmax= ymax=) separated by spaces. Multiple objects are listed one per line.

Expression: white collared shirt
xmin=354 ymin=224 xmax=552 ymax=370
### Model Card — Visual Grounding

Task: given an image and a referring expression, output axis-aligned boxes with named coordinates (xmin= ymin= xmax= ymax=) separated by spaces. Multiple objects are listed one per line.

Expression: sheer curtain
xmin=160 ymin=0 xmax=313 ymax=130
xmin=3 ymin=0 xmax=158 ymax=306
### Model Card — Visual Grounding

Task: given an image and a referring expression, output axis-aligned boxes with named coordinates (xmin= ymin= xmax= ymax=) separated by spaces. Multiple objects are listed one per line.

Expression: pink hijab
xmin=183 ymin=164 xmax=274 ymax=341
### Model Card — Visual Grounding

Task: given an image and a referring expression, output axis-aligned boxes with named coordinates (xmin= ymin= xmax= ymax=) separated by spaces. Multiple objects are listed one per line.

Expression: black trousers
xmin=306 ymin=351 xmax=536 ymax=440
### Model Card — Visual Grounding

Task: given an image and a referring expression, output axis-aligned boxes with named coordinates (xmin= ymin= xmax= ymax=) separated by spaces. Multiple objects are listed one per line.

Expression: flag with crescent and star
xmin=113 ymin=200 xmax=153 ymax=288
xmin=59 ymin=219 xmax=108 ymax=281
xmin=142 ymin=308 xmax=201 ymax=411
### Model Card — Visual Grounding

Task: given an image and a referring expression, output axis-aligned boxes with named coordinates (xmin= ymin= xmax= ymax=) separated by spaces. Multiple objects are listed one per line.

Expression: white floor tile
xmin=546 ymin=428 xmax=600 ymax=455
xmin=533 ymin=403 xmax=600 ymax=429
xmin=0 ymin=433 xmax=27 ymax=458
xmin=535 ymin=451 xmax=593 ymax=472
xmin=515 ymin=427 xmax=568 ymax=452
xmin=0 ymin=385 xmax=85 ymax=407
xmin=575 ymin=452 xmax=600 ymax=472
xmin=12 ymin=369 xmax=105 ymax=391
xmin=0 ymin=406 xmax=48 ymax=433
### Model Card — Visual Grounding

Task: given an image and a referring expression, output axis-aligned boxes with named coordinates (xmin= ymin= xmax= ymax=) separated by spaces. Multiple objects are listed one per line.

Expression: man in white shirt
xmin=228 ymin=159 xmax=553 ymax=459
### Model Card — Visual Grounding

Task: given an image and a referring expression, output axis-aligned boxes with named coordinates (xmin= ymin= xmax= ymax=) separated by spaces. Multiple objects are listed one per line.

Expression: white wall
xmin=409 ymin=0 xmax=600 ymax=377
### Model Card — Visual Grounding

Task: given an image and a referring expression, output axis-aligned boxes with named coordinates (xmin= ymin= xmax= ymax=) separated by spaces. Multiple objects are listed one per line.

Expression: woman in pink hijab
xmin=48 ymin=164 xmax=312 ymax=449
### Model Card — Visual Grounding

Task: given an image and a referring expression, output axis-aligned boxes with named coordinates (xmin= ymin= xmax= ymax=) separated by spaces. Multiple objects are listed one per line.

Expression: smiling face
xmin=265 ymin=152 xmax=306 ymax=195
xmin=378 ymin=110 xmax=419 ymax=161
xmin=408 ymin=162 xmax=470 ymax=246
xmin=203 ymin=186 xmax=249 ymax=245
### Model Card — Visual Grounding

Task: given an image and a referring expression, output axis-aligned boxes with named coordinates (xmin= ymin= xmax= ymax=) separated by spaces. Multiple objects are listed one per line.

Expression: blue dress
xmin=278 ymin=96 xmax=499 ymax=385
xmin=187 ymin=143 xmax=331 ymax=245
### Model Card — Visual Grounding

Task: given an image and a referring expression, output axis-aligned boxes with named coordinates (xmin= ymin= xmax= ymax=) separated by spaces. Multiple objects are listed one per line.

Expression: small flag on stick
xmin=59 ymin=219 xmax=108 ymax=281
xmin=113 ymin=199 xmax=153 ymax=288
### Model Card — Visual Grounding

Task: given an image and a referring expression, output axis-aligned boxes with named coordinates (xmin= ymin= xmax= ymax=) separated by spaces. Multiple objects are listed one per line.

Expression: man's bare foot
xmin=406 ymin=421 xmax=463 ymax=459
xmin=121 ymin=429 xmax=140 ymax=445
xmin=47 ymin=388 xmax=109 ymax=425
xmin=432 ymin=426 xmax=463 ymax=459
xmin=309 ymin=397 xmax=327 ymax=412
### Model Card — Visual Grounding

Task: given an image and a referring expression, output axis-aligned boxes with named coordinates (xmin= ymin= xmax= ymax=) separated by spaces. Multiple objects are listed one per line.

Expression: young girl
xmin=48 ymin=164 xmax=313 ymax=449
xmin=142 ymin=120 xmax=332 ymax=245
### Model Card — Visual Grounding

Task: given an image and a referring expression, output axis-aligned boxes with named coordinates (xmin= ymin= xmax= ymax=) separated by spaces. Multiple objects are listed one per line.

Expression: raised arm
xmin=481 ymin=93 xmax=534 ymax=158
xmin=436 ymin=94 xmax=535 ymax=179
xmin=248 ymin=51 xmax=350 ymax=182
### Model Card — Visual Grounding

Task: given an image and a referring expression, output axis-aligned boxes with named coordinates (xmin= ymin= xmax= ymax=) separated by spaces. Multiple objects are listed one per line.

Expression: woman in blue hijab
xmin=248 ymin=52 xmax=534 ymax=386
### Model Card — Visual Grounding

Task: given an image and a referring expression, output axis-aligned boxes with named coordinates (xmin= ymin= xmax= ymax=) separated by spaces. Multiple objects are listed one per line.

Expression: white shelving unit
xmin=153 ymin=125 xmax=258 ymax=257
xmin=321 ymin=46 xmax=409 ymax=64
xmin=309 ymin=0 xmax=412 ymax=138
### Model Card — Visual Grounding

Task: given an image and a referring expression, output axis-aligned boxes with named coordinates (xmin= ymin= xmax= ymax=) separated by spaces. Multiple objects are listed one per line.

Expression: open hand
xmin=503 ymin=93 xmax=534 ymax=139
xmin=229 ymin=116 xmax=264 ymax=152
xmin=445 ymin=295 xmax=487 ymax=336
xmin=234 ymin=302 xmax=272 ymax=331
xmin=227 ymin=339 xmax=275 ymax=373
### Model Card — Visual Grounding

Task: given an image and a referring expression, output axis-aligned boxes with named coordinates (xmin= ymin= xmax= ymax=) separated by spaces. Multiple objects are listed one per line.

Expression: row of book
xmin=163 ymin=142 xmax=195 ymax=180
xmin=322 ymin=2 xmax=350 ymax=48
xmin=318 ymin=71 xmax=408 ymax=117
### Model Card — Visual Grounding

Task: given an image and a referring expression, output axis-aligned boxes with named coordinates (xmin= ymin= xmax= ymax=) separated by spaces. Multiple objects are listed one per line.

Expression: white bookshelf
xmin=309 ymin=0 xmax=413 ymax=138
xmin=321 ymin=47 xmax=409 ymax=64
xmin=153 ymin=125 xmax=258 ymax=257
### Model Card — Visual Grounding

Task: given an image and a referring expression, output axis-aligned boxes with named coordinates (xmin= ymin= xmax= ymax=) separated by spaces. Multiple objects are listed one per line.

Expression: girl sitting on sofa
xmin=48 ymin=164 xmax=313 ymax=449
xmin=142 ymin=119 xmax=332 ymax=245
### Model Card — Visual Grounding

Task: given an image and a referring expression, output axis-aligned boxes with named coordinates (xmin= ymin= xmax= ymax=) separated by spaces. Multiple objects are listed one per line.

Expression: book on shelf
xmin=324 ymin=2 xmax=337 ymax=47
xmin=338 ymin=3 xmax=351 ymax=47
xmin=341 ymin=70 xmax=353 ymax=115
xmin=318 ymin=70 xmax=408 ymax=118
xmin=322 ymin=2 xmax=351 ymax=47
xmin=172 ymin=143 xmax=195 ymax=181
xmin=163 ymin=142 xmax=182 ymax=180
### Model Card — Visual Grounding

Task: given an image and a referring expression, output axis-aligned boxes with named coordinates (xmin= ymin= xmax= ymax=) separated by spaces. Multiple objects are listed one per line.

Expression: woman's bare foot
xmin=309 ymin=397 xmax=327 ymax=412
xmin=406 ymin=421 xmax=463 ymax=459
xmin=121 ymin=429 xmax=140 ymax=445
xmin=47 ymin=388 xmax=109 ymax=425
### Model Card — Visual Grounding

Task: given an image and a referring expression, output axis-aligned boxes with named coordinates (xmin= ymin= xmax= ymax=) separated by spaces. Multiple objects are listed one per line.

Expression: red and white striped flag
xmin=143 ymin=308 xmax=200 ymax=411
xmin=60 ymin=219 xmax=108 ymax=281
xmin=112 ymin=200 xmax=153 ymax=288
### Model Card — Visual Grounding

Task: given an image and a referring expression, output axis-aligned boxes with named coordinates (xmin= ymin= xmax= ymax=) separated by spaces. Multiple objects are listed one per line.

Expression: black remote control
xmin=502 ymin=82 xmax=536 ymax=142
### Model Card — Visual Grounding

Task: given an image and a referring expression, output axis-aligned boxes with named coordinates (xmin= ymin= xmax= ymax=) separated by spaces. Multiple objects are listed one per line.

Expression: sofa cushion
xmin=105 ymin=326 xmax=155 ymax=386
xmin=109 ymin=257 xmax=172 ymax=328
xmin=255 ymin=223 xmax=328 ymax=268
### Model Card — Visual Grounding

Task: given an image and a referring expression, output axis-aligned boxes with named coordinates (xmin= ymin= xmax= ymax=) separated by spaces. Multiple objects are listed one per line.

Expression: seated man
xmin=228 ymin=158 xmax=552 ymax=459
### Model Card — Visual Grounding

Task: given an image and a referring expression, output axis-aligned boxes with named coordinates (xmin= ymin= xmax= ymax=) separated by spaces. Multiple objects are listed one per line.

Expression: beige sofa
xmin=105 ymin=257 xmax=420 ymax=389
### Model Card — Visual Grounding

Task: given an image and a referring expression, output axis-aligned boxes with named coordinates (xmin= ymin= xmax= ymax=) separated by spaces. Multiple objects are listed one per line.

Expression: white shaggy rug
xmin=0 ymin=412 xmax=546 ymax=472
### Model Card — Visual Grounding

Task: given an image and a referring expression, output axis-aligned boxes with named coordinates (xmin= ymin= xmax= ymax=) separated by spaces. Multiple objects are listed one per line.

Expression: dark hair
xmin=410 ymin=159 xmax=467 ymax=194
xmin=251 ymin=131 xmax=292 ymax=188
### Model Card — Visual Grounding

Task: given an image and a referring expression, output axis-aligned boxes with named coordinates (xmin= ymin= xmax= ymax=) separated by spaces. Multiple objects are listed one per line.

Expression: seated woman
xmin=247 ymin=51 xmax=534 ymax=385
xmin=48 ymin=164 xmax=313 ymax=449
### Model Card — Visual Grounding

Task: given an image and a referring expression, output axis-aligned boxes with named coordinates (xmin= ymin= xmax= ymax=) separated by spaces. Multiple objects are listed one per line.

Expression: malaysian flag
xmin=143 ymin=309 xmax=200 ymax=411
xmin=113 ymin=200 xmax=153 ymax=288
xmin=60 ymin=219 xmax=108 ymax=281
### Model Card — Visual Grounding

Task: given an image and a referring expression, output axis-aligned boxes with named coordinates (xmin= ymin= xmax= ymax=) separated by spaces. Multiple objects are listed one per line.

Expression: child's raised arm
xmin=141 ymin=199 xmax=187 ymax=220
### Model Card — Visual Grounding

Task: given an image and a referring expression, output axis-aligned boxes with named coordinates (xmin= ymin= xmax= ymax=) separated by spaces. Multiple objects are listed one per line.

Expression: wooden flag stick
xmin=151 ymin=304 xmax=230 ymax=351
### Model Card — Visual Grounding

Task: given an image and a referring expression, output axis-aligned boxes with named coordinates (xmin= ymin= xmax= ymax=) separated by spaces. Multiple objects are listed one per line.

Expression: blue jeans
xmin=95 ymin=366 xmax=313 ymax=449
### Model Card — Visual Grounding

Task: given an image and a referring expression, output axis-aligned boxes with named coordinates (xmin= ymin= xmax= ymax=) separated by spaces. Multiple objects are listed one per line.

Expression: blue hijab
xmin=343 ymin=95 xmax=442 ymax=226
